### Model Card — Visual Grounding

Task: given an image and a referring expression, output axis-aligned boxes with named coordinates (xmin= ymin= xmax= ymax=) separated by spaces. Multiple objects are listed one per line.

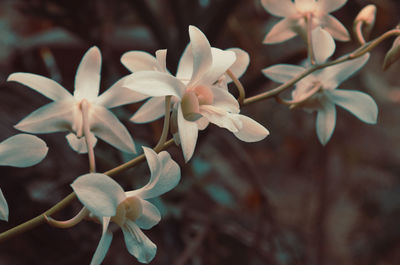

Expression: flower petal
xmin=7 ymin=73 xmax=72 ymax=101
xmin=201 ymin=48 xmax=236 ymax=85
xmin=263 ymin=18 xmax=298 ymax=44
xmin=123 ymin=71 xmax=185 ymax=98
xmin=130 ymin=97 xmax=166 ymax=124
xmin=71 ymin=173 xmax=126 ymax=217
xmin=327 ymin=89 xmax=378 ymax=124
xmin=135 ymin=199 xmax=161 ymax=229
xmin=211 ymin=86 xmax=240 ymax=113
xmin=260 ymin=0 xmax=297 ymax=17
xmin=320 ymin=15 xmax=350 ymax=41
xmin=188 ymin=25 xmax=213 ymax=87
xmin=90 ymin=223 xmax=113 ymax=265
xmin=232 ymin=114 xmax=270 ymax=142
xmin=200 ymin=105 xmax=240 ymax=132
xmin=317 ymin=0 xmax=347 ymax=13
xmin=122 ymin=220 xmax=157 ymax=264
xmin=262 ymin=64 xmax=305 ymax=83
xmin=226 ymin=48 xmax=250 ymax=81
xmin=0 ymin=134 xmax=48 ymax=168
xmin=65 ymin=132 xmax=98 ymax=154
xmin=90 ymin=105 xmax=136 ymax=154
xmin=121 ymin=51 xmax=160 ymax=72
xmin=14 ymin=100 xmax=75 ymax=133
xmin=312 ymin=27 xmax=335 ymax=64
xmin=96 ymin=75 xmax=148 ymax=108
xmin=0 ymin=188 xmax=9 ymax=221
xmin=176 ymin=44 xmax=193 ymax=81
xmin=178 ymin=105 xmax=198 ymax=162
xmin=316 ymin=102 xmax=336 ymax=145
xmin=155 ymin=49 xmax=167 ymax=72
xmin=74 ymin=46 xmax=102 ymax=101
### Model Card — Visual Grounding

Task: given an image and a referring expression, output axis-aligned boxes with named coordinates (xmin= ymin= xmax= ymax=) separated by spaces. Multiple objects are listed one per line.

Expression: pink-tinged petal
xmin=176 ymin=44 xmax=193 ymax=81
xmin=312 ymin=27 xmax=335 ymax=64
xmin=90 ymin=105 xmax=136 ymax=154
xmin=199 ymin=105 xmax=240 ymax=132
xmin=320 ymin=15 xmax=350 ymax=41
xmin=196 ymin=117 xmax=209 ymax=130
xmin=130 ymin=97 xmax=166 ymax=124
xmin=262 ymin=64 xmax=305 ymax=83
xmin=263 ymin=18 xmax=298 ymax=44
xmin=317 ymin=0 xmax=347 ymax=13
xmin=96 ymin=75 xmax=148 ymax=109
xmin=74 ymin=46 xmax=102 ymax=101
xmin=327 ymin=89 xmax=378 ymax=124
xmin=178 ymin=105 xmax=198 ymax=162
xmin=15 ymin=100 xmax=75 ymax=133
xmin=0 ymin=134 xmax=48 ymax=168
xmin=201 ymin=48 xmax=236 ymax=86
xmin=7 ymin=73 xmax=72 ymax=101
xmin=155 ymin=49 xmax=168 ymax=72
xmin=126 ymin=147 xmax=180 ymax=199
xmin=232 ymin=114 xmax=270 ymax=142
xmin=121 ymin=51 xmax=160 ymax=73
xmin=316 ymin=102 xmax=336 ymax=145
xmin=0 ymin=188 xmax=9 ymax=221
xmin=317 ymin=53 xmax=369 ymax=89
xmin=211 ymin=86 xmax=240 ymax=113
xmin=188 ymin=25 xmax=212 ymax=87
xmin=226 ymin=48 xmax=250 ymax=81
xmin=135 ymin=199 xmax=161 ymax=229
xmin=65 ymin=132 xmax=98 ymax=154
xmin=122 ymin=220 xmax=157 ymax=264
xmin=90 ymin=222 xmax=113 ymax=265
xmin=123 ymin=71 xmax=185 ymax=98
xmin=260 ymin=0 xmax=297 ymax=17
xmin=71 ymin=173 xmax=126 ymax=217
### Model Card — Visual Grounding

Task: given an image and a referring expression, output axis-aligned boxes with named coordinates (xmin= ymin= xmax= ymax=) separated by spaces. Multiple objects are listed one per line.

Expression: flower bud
xmin=354 ymin=5 xmax=377 ymax=38
xmin=383 ymin=36 xmax=400 ymax=71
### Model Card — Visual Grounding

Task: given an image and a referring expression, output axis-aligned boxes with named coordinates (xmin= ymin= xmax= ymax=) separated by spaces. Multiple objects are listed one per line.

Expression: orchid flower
xmin=123 ymin=25 xmax=269 ymax=162
xmin=71 ymin=147 xmax=180 ymax=264
xmin=0 ymin=134 xmax=48 ymax=221
xmin=263 ymin=28 xmax=378 ymax=144
xmin=7 ymin=46 xmax=147 ymax=154
xmin=261 ymin=0 xmax=350 ymax=44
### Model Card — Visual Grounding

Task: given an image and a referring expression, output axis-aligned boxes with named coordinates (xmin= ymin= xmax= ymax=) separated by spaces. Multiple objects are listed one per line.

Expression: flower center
xmin=181 ymin=85 xmax=214 ymax=121
xmin=111 ymin=196 xmax=143 ymax=226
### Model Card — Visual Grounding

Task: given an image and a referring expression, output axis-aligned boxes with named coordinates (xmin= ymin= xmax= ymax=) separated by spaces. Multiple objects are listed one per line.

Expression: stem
xmin=80 ymin=100 xmax=96 ymax=173
xmin=154 ymin=96 xmax=171 ymax=153
xmin=44 ymin=207 xmax=89 ymax=229
xmin=226 ymin=69 xmax=245 ymax=105
xmin=276 ymin=84 xmax=321 ymax=109
xmin=354 ymin=21 xmax=366 ymax=45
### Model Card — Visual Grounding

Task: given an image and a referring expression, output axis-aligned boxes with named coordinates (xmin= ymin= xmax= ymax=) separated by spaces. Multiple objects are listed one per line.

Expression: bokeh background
xmin=1 ymin=0 xmax=400 ymax=264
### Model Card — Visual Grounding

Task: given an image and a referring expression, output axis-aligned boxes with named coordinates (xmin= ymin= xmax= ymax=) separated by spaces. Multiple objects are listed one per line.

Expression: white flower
xmin=261 ymin=0 xmax=350 ymax=44
xmin=0 ymin=134 xmax=48 ymax=221
xmin=7 ymin=46 xmax=147 ymax=154
xmin=71 ymin=147 xmax=180 ymax=264
xmin=263 ymin=28 xmax=378 ymax=144
xmin=124 ymin=25 xmax=269 ymax=162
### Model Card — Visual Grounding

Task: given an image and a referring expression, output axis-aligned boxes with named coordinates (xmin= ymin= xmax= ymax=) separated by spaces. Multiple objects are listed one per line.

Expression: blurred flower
xmin=263 ymin=28 xmax=377 ymax=144
xmin=8 ymin=46 xmax=146 ymax=154
xmin=124 ymin=25 xmax=269 ymax=162
xmin=71 ymin=147 xmax=180 ymax=264
xmin=261 ymin=0 xmax=350 ymax=44
xmin=0 ymin=134 xmax=48 ymax=221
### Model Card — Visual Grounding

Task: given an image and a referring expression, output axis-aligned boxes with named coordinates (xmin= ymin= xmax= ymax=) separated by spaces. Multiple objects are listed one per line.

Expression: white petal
xmin=15 ymin=100 xmax=75 ymax=133
xmin=90 ymin=226 xmax=113 ymax=265
xmin=211 ymin=86 xmax=240 ymax=113
xmin=123 ymin=71 xmax=185 ymax=98
xmin=200 ymin=105 xmax=240 ymax=132
xmin=317 ymin=0 xmax=347 ymax=13
xmin=176 ymin=44 xmax=193 ymax=81
xmin=7 ymin=73 xmax=72 ymax=101
xmin=121 ymin=51 xmax=160 ymax=72
xmin=202 ymin=48 xmax=236 ymax=85
xmin=188 ymin=25 xmax=213 ymax=87
xmin=135 ymin=199 xmax=161 ymax=229
xmin=130 ymin=97 xmax=166 ymax=124
xmin=178 ymin=105 xmax=198 ymax=162
xmin=90 ymin=105 xmax=136 ymax=154
xmin=318 ymin=53 xmax=369 ymax=89
xmin=316 ymin=102 xmax=336 ymax=145
xmin=312 ymin=27 xmax=335 ymax=64
xmin=0 ymin=134 xmax=48 ymax=168
xmin=96 ymin=75 xmax=148 ymax=108
xmin=196 ymin=117 xmax=209 ymax=130
xmin=226 ymin=48 xmax=250 ymax=81
xmin=74 ymin=46 xmax=102 ymax=101
xmin=71 ymin=173 xmax=126 ymax=217
xmin=65 ymin=132 xmax=98 ymax=154
xmin=320 ymin=15 xmax=350 ymax=41
xmin=327 ymin=89 xmax=378 ymax=124
xmin=0 ymin=188 xmax=9 ymax=221
xmin=262 ymin=64 xmax=305 ymax=83
xmin=155 ymin=49 xmax=167 ymax=72
xmin=260 ymin=0 xmax=297 ymax=17
xmin=263 ymin=18 xmax=298 ymax=44
xmin=122 ymin=220 xmax=157 ymax=264
xmin=232 ymin=115 xmax=270 ymax=142
xmin=126 ymin=147 xmax=180 ymax=199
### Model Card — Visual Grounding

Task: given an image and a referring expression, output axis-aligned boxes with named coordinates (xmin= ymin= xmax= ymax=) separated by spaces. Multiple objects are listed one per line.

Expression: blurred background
xmin=1 ymin=0 xmax=400 ymax=264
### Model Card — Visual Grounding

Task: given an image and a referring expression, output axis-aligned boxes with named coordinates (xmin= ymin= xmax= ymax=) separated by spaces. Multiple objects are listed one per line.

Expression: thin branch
xmin=226 ymin=69 xmax=245 ymax=105
xmin=154 ymin=96 xmax=172 ymax=153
